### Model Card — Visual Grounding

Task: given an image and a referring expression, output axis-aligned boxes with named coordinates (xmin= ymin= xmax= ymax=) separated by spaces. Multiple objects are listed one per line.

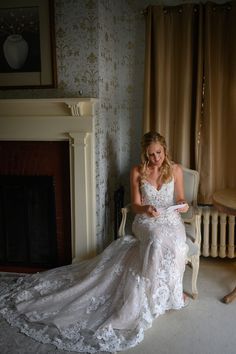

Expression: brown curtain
xmin=197 ymin=2 xmax=236 ymax=203
xmin=143 ymin=4 xmax=203 ymax=167
xmin=143 ymin=1 xmax=236 ymax=203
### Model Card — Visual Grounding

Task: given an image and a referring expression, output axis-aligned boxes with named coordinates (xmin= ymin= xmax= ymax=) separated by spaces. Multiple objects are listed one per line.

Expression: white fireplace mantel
xmin=0 ymin=98 xmax=98 ymax=262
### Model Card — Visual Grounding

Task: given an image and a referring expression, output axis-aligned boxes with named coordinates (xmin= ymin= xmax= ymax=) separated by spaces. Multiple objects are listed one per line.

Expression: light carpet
xmin=0 ymin=257 xmax=236 ymax=354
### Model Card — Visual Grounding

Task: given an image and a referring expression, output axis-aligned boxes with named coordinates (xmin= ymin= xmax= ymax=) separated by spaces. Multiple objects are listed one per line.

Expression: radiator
xmin=200 ymin=206 xmax=236 ymax=258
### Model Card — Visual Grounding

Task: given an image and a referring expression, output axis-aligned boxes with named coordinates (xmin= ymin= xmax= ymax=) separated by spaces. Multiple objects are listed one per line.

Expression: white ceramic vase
xmin=3 ymin=34 xmax=29 ymax=70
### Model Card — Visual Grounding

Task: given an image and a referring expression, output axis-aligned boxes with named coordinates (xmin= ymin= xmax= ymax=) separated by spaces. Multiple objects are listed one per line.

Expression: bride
xmin=0 ymin=131 xmax=189 ymax=353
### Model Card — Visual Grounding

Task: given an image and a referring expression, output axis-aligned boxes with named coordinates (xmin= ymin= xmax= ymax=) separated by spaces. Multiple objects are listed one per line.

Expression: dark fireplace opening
xmin=0 ymin=175 xmax=57 ymax=268
xmin=0 ymin=141 xmax=72 ymax=273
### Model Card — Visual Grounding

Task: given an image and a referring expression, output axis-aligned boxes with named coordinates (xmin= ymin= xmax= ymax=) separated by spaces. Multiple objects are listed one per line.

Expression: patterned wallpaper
xmin=0 ymin=0 xmax=145 ymax=250
xmin=96 ymin=0 xmax=145 ymax=249
xmin=0 ymin=0 xmax=225 ymax=250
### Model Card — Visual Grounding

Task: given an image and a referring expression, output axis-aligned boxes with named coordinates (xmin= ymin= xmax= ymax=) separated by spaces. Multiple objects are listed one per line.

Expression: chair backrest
xmin=182 ymin=166 xmax=199 ymax=207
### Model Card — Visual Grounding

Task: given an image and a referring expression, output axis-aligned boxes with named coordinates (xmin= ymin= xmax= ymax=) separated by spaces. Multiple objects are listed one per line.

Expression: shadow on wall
xmin=103 ymin=132 xmax=120 ymax=246
xmin=105 ymin=133 xmax=139 ymax=242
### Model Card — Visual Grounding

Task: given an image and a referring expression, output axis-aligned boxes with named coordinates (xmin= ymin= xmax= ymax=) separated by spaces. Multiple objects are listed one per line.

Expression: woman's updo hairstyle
xmin=140 ymin=131 xmax=173 ymax=184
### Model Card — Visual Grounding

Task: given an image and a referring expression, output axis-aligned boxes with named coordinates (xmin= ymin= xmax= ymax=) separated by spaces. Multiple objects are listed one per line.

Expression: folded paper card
xmin=158 ymin=204 xmax=188 ymax=213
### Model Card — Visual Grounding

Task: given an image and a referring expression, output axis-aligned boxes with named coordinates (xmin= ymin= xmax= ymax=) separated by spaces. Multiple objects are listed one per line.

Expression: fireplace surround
xmin=0 ymin=98 xmax=98 ymax=264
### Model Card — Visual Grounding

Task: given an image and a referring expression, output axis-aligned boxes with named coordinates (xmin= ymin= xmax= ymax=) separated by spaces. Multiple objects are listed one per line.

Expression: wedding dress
xmin=0 ymin=178 xmax=188 ymax=353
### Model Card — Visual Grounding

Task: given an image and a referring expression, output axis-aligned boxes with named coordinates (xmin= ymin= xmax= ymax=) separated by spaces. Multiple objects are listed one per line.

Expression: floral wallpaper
xmin=0 ymin=0 xmax=145 ymax=250
xmin=0 ymin=0 xmax=226 ymax=250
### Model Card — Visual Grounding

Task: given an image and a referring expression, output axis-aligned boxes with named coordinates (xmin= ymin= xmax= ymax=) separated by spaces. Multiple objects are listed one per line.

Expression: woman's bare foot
xmin=183 ymin=293 xmax=190 ymax=307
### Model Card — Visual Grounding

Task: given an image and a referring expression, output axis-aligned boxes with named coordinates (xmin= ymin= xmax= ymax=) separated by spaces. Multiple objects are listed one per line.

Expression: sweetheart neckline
xmin=141 ymin=179 xmax=173 ymax=192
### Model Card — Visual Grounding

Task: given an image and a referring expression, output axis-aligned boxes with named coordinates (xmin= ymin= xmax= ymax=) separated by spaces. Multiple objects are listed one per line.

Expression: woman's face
xmin=147 ymin=142 xmax=165 ymax=168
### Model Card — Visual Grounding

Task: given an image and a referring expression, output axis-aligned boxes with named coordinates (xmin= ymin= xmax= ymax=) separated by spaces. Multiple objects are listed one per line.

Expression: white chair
xmin=118 ymin=167 xmax=201 ymax=299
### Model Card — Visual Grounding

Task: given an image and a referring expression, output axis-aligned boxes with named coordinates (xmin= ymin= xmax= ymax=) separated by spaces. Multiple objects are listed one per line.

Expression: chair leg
xmin=191 ymin=255 xmax=199 ymax=299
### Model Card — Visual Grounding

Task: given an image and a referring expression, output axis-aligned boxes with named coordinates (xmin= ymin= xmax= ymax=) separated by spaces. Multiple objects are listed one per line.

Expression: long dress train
xmin=0 ymin=179 xmax=188 ymax=353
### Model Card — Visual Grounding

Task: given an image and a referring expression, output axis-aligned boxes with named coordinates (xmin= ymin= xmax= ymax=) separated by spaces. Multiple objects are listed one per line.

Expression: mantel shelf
xmin=0 ymin=98 xmax=98 ymax=117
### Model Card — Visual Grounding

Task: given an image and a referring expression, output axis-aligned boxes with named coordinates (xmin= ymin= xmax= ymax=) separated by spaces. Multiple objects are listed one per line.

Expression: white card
xmin=166 ymin=203 xmax=187 ymax=212
xmin=158 ymin=203 xmax=187 ymax=213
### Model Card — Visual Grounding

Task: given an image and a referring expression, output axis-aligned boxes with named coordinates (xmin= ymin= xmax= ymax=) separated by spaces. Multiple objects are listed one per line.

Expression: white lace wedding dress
xmin=0 ymin=179 xmax=188 ymax=353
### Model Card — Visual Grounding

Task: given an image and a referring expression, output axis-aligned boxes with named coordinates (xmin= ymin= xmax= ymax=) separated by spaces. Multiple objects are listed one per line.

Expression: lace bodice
xmin=140 ymin=179 xmax=175 ymax=210
xmin=132 ymin=178 xmax=183 ymax=231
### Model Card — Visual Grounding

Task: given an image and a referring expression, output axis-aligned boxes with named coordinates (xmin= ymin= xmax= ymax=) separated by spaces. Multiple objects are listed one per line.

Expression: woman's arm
xmin=173 ymin=164 xmax=189 ymax=213
xmin=130 ymin=165 xmax=159 ymax=217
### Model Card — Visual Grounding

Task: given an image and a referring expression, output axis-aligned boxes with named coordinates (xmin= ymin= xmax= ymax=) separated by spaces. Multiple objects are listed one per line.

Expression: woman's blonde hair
xmin=140 ymin=131 xmax=173 ymax=184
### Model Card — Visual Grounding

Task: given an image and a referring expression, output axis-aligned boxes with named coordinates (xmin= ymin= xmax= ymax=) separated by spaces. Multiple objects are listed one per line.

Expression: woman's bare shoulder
xmin=172 ymin=163 xmax=183 ymax=179
xmin=131 ymin=164 xmax=141 ymax=173
xmin=130 ymin=165 xmax=142 ymax=181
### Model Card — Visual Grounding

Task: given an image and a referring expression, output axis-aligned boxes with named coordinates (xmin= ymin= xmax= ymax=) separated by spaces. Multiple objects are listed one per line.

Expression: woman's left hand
xmin=176 ymin=201 xmax=189 ymax=213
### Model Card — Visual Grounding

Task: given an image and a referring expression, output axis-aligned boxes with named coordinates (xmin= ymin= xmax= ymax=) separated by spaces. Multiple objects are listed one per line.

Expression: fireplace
xmin=0 ymin=140 xmax=71 ymax=271
xmin=0 ymin=98 xmax=97 ymax=271
xmin=0 ymin=175 xmax=58 ymax=269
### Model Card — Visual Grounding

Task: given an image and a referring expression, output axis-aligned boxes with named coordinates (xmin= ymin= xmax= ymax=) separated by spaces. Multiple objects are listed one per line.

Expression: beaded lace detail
xmin=0 ymin=180 xmax=187 ymax=353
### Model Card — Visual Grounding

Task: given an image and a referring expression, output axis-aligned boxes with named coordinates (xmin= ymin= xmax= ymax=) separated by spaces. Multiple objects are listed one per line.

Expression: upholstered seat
xmin=118 ymin=167 xmax=201 ymax=299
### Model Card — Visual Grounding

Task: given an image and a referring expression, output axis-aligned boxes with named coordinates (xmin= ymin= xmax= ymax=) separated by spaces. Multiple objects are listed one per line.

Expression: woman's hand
xmin=176 ymin=201 xmax=189 ymax=213
xmin=144 ymin=205 xmax=160 ymax=218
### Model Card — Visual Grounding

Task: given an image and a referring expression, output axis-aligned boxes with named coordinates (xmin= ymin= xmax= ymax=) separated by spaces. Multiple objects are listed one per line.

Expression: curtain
xmin=197 ymin=2 xmax=236 ymax=203
xmin=143 ymin=3 xmax=203 ymax=167
xmin=143 ymin=2 xmax=236 ymax=204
